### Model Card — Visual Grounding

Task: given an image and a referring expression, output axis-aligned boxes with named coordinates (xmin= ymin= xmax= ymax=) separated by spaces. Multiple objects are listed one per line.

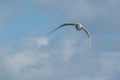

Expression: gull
xmin=48 ymin=23 xmax=90 ymax=38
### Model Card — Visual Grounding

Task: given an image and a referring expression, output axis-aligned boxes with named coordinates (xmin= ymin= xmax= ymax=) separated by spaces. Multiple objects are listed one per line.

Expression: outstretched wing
xmin=48 ymin=23 xmax=77 ymax=35
xmin=82 ymin=27 xmax=90 ymax=38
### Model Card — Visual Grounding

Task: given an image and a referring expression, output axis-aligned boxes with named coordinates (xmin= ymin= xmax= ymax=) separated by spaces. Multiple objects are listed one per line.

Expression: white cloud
xmin=60 ymin=37 xmax=76 ymax=63
xmin=0 ymin=35 xmax=120 ymax=80
xmin=35 ymin=37 xmax=48 ymax=48
xmin=0 ymin=35 xmax=90 ymax=80
xmin=3 ymin=37 xmax=50 ymax=75
xmin=5 ymin=51 xmax=50 ymax=74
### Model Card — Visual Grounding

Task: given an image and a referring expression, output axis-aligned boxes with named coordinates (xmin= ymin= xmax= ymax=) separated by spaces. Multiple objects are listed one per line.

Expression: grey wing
xmin=48 ymin=23 xmax=76 ymax=35
xmin=82 ymin=27 xmax=90 ymax=38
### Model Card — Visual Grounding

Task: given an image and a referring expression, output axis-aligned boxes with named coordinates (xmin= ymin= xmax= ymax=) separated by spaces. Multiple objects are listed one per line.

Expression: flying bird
xmin=48 ymin=23 xmax=90 ymax=38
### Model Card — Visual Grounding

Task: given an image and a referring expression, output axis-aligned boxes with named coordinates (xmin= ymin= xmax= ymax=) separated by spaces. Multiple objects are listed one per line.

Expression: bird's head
xmin=75 ymin=24 xmax=83 ymax=31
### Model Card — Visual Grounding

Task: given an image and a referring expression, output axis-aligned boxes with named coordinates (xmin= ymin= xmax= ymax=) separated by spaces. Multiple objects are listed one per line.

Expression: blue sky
xmin=0 ymin=0 xmax=120 ymax=80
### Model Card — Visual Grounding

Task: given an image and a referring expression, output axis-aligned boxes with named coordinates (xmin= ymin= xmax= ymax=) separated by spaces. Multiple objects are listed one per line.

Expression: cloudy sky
xmin=0 ymin=0 xmax=120 ymax=80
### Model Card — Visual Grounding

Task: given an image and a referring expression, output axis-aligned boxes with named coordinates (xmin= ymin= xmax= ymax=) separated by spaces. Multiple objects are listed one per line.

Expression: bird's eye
xmin=76 ymin=26 xmax=79 ymax=28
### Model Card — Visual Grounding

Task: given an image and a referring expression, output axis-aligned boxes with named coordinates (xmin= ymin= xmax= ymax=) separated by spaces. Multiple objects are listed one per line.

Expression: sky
xmin=0 ymin=0 xmax=120 ymax=80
